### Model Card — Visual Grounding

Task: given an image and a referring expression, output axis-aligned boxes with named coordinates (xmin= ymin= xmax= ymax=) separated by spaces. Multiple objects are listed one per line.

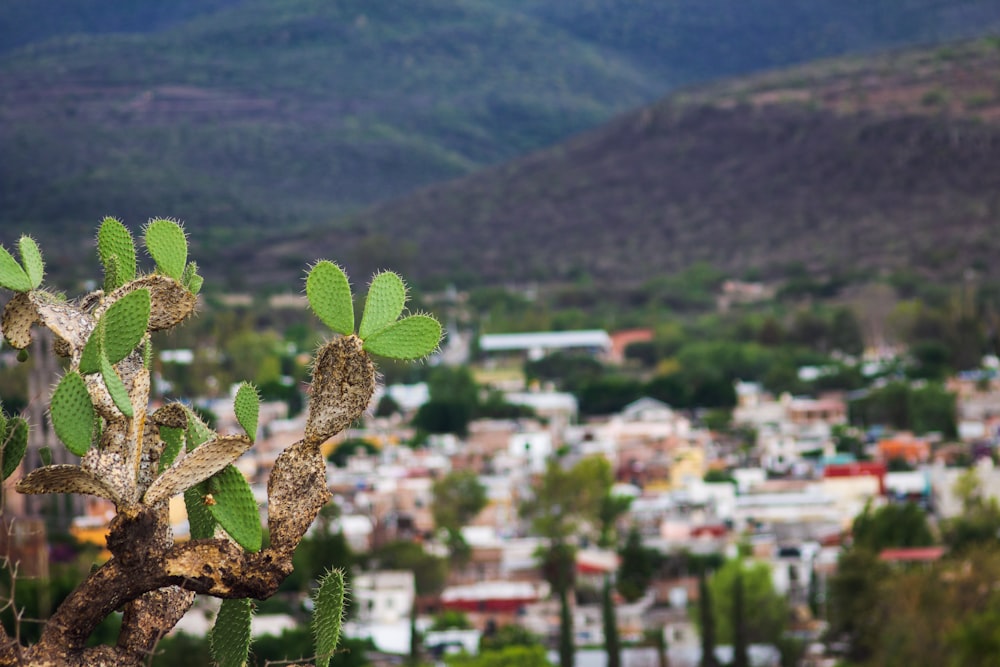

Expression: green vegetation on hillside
xmin=4 ymin=2 xmax=1000 ymax=288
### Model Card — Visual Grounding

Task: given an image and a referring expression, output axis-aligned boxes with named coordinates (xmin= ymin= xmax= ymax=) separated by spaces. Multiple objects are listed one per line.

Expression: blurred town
xmin=2 ymin=276 xmax=996 ymax=667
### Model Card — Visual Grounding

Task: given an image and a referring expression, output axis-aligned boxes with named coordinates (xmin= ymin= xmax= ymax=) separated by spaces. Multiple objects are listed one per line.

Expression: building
xmin=479 ymin=330 xmax=612 ymax=362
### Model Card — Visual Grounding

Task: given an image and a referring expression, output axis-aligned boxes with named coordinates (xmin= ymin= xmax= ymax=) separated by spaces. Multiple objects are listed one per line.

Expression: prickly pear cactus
xmin=1 ymin=403 xmax=28 ymax=481
xmin=312 ymin=568 xmax=347 ymax=667
xmin=206 ymin=464 xmax=262 ymax=552
xmin=210 ymin=597 xmax=253 ymax=667
xmin=49 ymin=371 xmax=95 ymax=456
xmin=0 ymin=218 xmax=440 ymax=667
xmin=233 ymin=382 xmax=260 ymax=442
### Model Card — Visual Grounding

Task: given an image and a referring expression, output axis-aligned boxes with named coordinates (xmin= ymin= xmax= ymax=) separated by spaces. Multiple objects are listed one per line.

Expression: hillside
xmin=242 ymin=38 xmax=1000 ymax=289
xmin=3 ymin=0 xmax=1000 ymax=284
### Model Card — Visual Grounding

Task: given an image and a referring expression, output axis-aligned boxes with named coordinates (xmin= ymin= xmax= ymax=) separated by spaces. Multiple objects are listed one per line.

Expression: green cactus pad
xmin=0 ymin=245 xmax=32 ymax=293
xmin=2 ymin=417 xmax=28 ymax=481
xmin=100 ymin=354 xmax=134 ymax=417
xmin=233 ymin=382 xmax=260 ymax=442
xmin=97 ymin=217 xmax=137 ymax=291
xmin=18 ymin=237 xmax=44 ymax=290
xmin=207 ymin=464 xmax=262 ymax=552
xmin=102 ymin=288 xmax=151 ymax=364
xmin=306 ymin=261 xmax=354 ymax=335
xmin=359 ymin=271 xmax=407 ymax=340
xmin=144 ymin=218 xmax=188 ymax=281
xmin=312 ymin=568 xmax=347 ymax=667
xmin=210 ymin=597 xmax=253 ymax=667
xmin=184 ymin=407 xmax=215 ymax=451
xmin=50 ymin=371 xmax=95 ymax=456
xmin=184 ymin=485 xmax=217 ymax=539
xmin=78 ymin=322 xmax=104 ymax=375
xmin=159 ymin=426 xmax=184 ymax=472
xmin=362 ymin=314 xmax=441 ymax=360
xmin=143 ymin=336 xmax=153 ymax=370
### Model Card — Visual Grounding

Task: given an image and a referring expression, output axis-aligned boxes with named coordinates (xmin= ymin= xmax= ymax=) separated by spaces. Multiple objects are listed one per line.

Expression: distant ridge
xmin=3 ymin=0 xmax=1000 ymax=287
xmin=245 ymin=38 xmax=1000 ymax=288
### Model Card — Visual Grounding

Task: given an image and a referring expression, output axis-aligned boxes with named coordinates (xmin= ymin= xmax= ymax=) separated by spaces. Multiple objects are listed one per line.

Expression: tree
xmin=597 ymin=493 xmax=631 ymax=667
xmin=0 ymin=220 xmax=441 ymax=665
xmin=413 ymin=366 xmax=480 ymax=436
xmin=520 ymin=455 xmax=613 ymax=667
xmin=698 ymin=568 xmax=718 ymax=667
xmin=432 ymin=470 xmax=488 ymax=563
xmin=731 ymin=570 xmax=749 ymax=667
xmin=480 ymin=624 xmax=542 ymax=653
xmin=617 ymin=527 xmax=659 ymax=602
xmin=447 ymin=645 xmax=552 ymax=667
xmin=941 ymin=468 xmax=1000 ymax=553
xmin=851 ymin=502 xmax=934 ymax=553
xmin=706 ymin=560 xmax=787 ymax=647
xmin=825 ymin=548 xmax=888 ymax=662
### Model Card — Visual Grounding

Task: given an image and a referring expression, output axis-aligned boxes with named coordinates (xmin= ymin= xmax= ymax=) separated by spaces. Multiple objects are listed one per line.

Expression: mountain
xmin=244 ymin=38 xmax=1000 ymax=289
xmin=2 ymin=1 xmax=1000 ymax=283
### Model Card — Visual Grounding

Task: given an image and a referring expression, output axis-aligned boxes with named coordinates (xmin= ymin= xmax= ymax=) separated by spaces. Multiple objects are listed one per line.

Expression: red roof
xmin=878 ymin=546 xmax=945 ymax=562
xmin=823 ymin=462 xmax=887 ymax=494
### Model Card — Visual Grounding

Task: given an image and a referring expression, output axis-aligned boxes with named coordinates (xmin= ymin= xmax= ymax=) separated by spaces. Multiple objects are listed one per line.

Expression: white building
xmin=480 ymin=330 xmax=612 ymax=361
xmin=353 ymin=570 xmax=415 ymax=625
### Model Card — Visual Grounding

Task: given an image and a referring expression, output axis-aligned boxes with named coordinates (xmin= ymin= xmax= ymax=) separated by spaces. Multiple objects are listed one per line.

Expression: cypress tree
xmin=732 ymin=569 xmax=749 ymax=667
xmin=699 ymin=568 xmax=718 ymax=667
xmin=603 ymin=574 xmax=621 ymax=667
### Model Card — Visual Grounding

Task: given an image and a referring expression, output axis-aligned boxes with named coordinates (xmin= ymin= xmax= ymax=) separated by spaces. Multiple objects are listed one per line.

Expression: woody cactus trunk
xmin=0 ymin=218 xmax=440 ymax=666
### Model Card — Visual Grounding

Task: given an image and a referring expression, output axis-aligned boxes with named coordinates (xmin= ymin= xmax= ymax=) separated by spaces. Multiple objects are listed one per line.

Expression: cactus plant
xmin=209 ymin=598 xmax=253 ymax=667
xmin=0 ymin=404 xmax=28 ymax=481
xmin=0 ymin=218 xmax=440 ymax=667
xmin=312 ymin=568 xmax=348 ymax=667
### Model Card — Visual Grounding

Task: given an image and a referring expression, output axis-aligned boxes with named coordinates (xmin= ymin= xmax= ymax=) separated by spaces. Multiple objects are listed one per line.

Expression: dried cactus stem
xmin=304 ymin=335 xmax=376 ymax=447
xmin=268 ymin=334 xmax=375 ymax=549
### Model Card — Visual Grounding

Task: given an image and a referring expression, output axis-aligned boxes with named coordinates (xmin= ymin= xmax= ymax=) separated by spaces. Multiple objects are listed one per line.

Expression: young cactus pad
xmin=306 ymin=263 xmax=442 ymax=360
xmin=306 ymin=261 xmax=354 ymax=336
xmin=97 ymin=216 xmax=137 ymax=291
xmin=0 ymin=244 xmax=33 ymax=293
xmin=233 ymin=382 xmax=260 ymax=442
xmin=359 ymin=271 xmax=406 ymax=339
xmin=210 ymin=597 xmax=253 ymax=667
xmin=50 ymin=371 xmax=95 ymax=456
xmin=144 ymin=218 xmax=188 ymax=280
xmin=206 ymin=464 xmax=262 ymax=552
xmin=312 ymin=568 xmax=347 ymax=667
xmin=18 ymin=237 xmax=44 ymax=290
xmin=1 ymin=413 xmax=28 ymax=481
